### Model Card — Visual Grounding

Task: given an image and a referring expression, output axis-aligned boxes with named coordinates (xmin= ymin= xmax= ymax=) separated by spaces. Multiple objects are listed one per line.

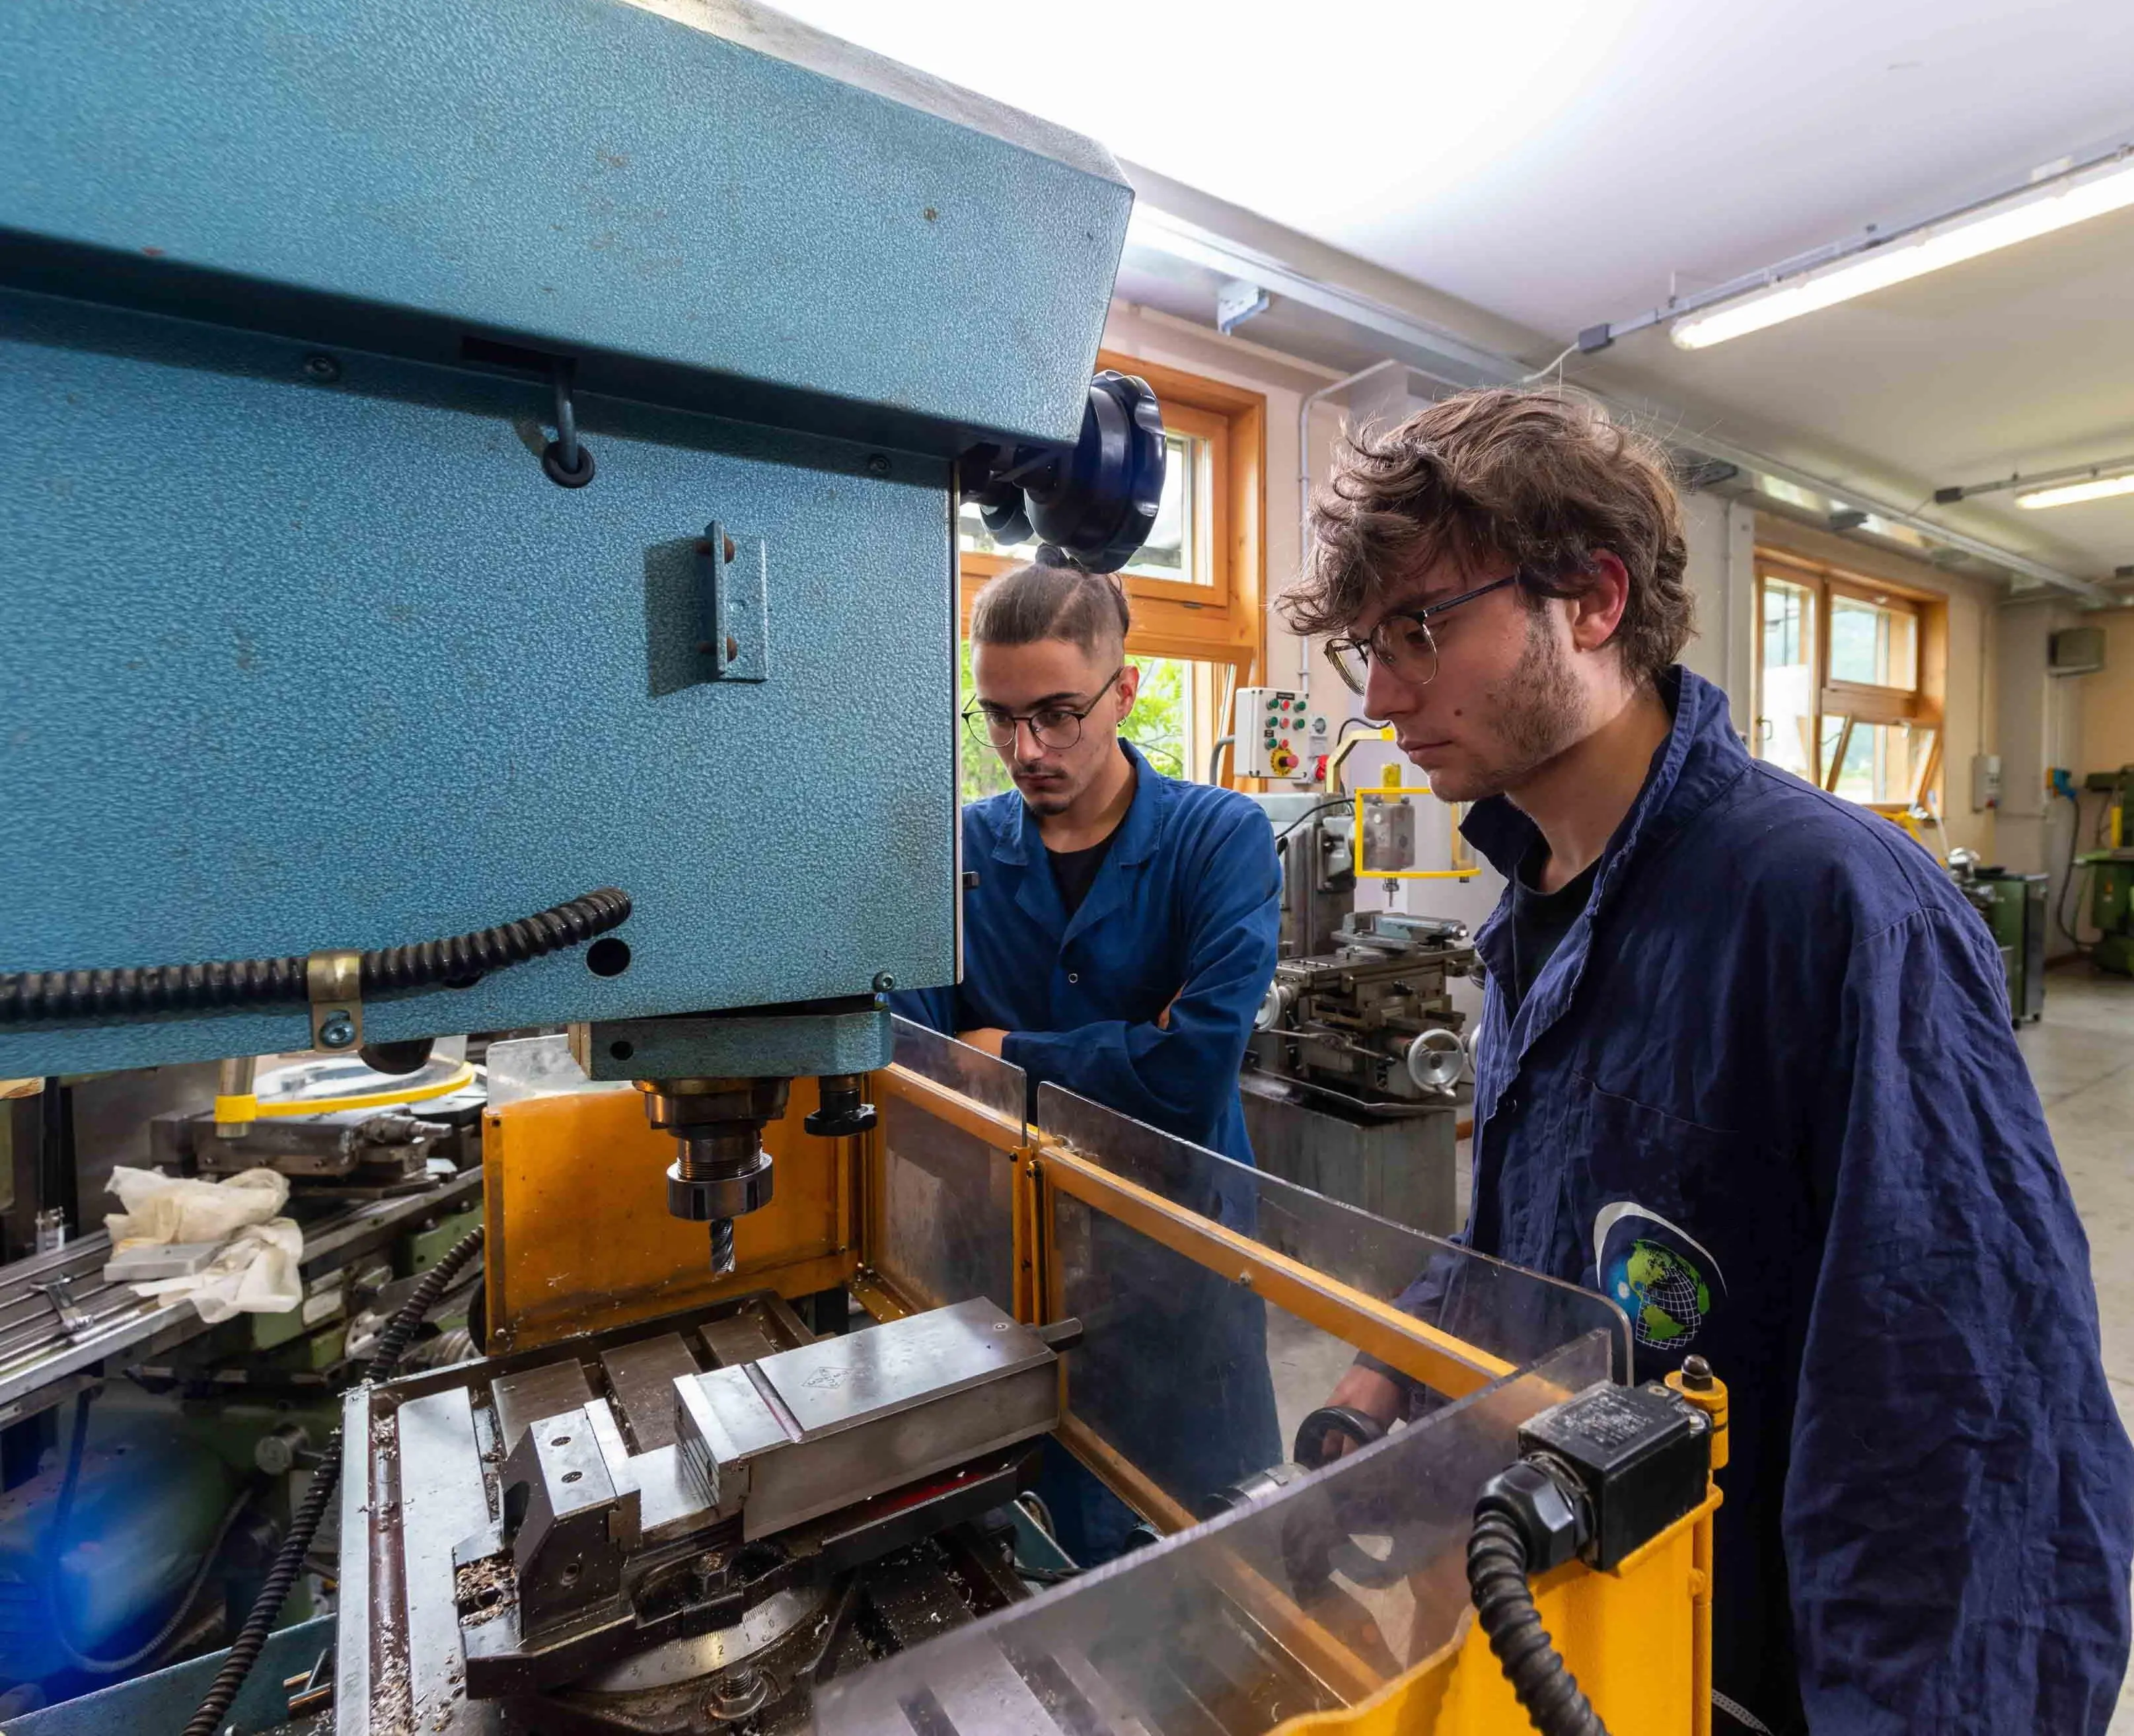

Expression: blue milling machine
xmin=0 ymin=0 xmax=1165 ymax=1727
xmin=0 ymin=11 xmax=1729 ymax=1731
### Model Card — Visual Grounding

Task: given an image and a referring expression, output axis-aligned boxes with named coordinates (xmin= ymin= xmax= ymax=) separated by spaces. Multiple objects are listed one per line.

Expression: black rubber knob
xmin=1292 ymin=1404 xmax=1389 ymax=1470
xmin=1025 ymin=372 xmax=1166 ymax=574
xmin=803 ymin=1083 xmax=878 ymax=1139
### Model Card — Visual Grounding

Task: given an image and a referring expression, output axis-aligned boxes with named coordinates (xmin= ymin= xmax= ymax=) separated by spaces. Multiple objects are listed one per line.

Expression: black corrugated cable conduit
xmin=0 ymin=889 xmax=630 ymax=1023
xmin=180 ymin=1224 xmax=486 ymax=1736
xmin=1467 ymin=1465 xmax=1610 ymax=1736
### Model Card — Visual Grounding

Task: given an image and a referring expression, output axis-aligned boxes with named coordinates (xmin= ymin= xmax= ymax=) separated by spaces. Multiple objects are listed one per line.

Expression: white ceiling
xmin=770 ymin=0 xmax=2134 ymax=582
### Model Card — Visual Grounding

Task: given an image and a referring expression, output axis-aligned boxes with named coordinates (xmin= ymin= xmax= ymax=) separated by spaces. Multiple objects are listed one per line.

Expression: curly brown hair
xmin=1283 ymin=388 xmax=1694 ymax=685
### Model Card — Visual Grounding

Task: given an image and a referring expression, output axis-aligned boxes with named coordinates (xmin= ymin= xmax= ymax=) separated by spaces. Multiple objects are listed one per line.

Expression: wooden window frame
xmin=1753 ymin=548 xmax=1947 ymax=807
xmin=959 ymin=351 xmax=1266 ymax=685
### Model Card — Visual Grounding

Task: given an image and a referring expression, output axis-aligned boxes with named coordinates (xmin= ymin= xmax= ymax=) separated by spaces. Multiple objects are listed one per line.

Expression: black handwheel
xmin=1027 ymin=372 xmax=1166 ymax=573
xmin=952 ymin=374 xmax=1167 ymax=574
xmin=1292 ymin=1405 xmax=1389 ymax=1470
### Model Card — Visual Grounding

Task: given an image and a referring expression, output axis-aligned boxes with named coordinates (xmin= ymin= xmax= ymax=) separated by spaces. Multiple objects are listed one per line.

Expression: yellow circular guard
xmin=235 ymin=1059 xmax=480 ymax=1120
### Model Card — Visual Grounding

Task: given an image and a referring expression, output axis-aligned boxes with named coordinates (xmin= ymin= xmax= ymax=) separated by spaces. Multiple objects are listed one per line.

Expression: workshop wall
xmin=2078 ymin=608 xmax=2134 ymax=773
xmin=1678 ymin=490 xmax=1759 ymax=731
xmin=1998 ymin=597 xmax=2090 ymax=955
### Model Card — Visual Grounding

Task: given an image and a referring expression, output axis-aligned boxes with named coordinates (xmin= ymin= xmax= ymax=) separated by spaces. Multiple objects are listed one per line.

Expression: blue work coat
xmin=1376 ymin=668 xmax=2133 ymax=1733
xmin=895 ymin=743 xmax=1285 ymax=1548
xmin=895 ymin=741 xmax=1280 ymax=1164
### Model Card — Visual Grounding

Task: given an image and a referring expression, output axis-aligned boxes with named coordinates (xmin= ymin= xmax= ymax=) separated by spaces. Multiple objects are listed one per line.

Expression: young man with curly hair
xmin=1294 ymin=388 xmax=2131 ymax=1734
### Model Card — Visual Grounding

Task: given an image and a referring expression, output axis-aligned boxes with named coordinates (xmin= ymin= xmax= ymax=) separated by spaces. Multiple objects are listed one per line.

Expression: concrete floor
xmin=2016 ymin=966 xmax=2134 ymax=1731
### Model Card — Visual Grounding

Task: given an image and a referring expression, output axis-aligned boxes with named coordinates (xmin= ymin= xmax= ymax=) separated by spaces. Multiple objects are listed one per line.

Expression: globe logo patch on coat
xmin=1608 ymin=1239 xmax=1712 ymax=1348
xmin=1592 ymin=1200 xmax=1727 ymax=1357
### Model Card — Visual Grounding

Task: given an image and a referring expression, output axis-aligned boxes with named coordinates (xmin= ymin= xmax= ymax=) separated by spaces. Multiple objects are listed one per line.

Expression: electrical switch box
xmin=1234 ymin=687 xmax=1327 ymax=780
xmin=1971 ymin=752 xmax=2003 ymax=813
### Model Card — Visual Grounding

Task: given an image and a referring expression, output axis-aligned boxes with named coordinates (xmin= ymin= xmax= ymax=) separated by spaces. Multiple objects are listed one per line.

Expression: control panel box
xmin=1234 ymin=687 xmax=1331 ymax=780
xmin=1971 ymin=752 xmax=2003 ymax=813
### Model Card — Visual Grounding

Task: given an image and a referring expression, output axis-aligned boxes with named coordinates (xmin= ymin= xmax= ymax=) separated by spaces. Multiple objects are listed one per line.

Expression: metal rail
xmin=0 ymin=1167 xmax=481 ymax=1420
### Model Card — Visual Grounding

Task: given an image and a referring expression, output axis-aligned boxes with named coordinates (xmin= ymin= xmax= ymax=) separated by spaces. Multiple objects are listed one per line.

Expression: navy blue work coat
xmin=1378 ymin=668 xmax=2133 ymax=1733
xmin=895 ymin=741 xmax=1280 ymax=1165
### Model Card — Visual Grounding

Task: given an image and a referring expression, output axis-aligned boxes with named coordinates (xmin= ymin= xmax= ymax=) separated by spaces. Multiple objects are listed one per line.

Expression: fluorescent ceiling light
xmin=1671 ymin=155 xmax=2134 ymax=349
xmin=2016 ymin=473 xmax=2134 ymax=510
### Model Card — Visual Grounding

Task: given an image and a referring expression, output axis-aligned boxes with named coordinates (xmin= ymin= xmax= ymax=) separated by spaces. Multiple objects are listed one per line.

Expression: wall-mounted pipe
xmin=1293 ymin=360 xmax=1407 ymax=688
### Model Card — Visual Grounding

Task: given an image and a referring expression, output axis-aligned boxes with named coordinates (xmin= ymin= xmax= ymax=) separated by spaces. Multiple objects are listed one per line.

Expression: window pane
xmin=1829 ymin=593 xmax=1917 ymax=688
xmin=1124 ymin=656 xmax=1193 ymax=779
xmin=1823 ymin=717 xmax=1932 ymax=805
xmin=957 ymin=637 xmax=1015 ymax=805
xmin=958 ymin=432 xmax=1207 ymax=585
xmin=1757 ymin=578 xmax=1816 ymax=781
xmin=1122 ymin=433 xmax=1199 ymax=583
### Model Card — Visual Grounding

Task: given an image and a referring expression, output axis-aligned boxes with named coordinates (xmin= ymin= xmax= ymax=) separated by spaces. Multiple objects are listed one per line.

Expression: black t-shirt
xmin=1049 ymin=829 xmax=1119 ymax=920
xmin=1505 ymin=844 xmax=1600 ymax=1019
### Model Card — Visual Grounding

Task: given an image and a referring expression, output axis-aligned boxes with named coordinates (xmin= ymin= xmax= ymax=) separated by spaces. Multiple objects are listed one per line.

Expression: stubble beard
xmin=1010 ymin=755 xmax=1081 ymax=817
xmin=1425 ymin=609 xmax=1588 ymax=805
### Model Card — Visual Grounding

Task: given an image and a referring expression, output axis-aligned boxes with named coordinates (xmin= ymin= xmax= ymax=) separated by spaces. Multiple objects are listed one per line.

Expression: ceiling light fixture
xmin=1574 ymin=143 xmax=2134 ymax=360
xmin=2016 ymin=473 xmax=2134 ymax=510
xmin=1670 ymin=151 xmax=2134 ymax=350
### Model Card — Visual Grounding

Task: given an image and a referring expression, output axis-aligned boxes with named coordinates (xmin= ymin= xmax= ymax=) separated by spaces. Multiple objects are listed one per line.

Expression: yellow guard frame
xmin=480 ymin=1056 xmax=1715 ymax=1733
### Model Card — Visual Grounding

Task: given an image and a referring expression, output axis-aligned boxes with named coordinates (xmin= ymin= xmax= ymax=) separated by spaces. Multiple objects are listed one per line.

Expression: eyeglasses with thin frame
xmin=964 ymin=667 xmax=1125 ymax=752
xmin=1323 ymin=573 xmax=1520 ymax=695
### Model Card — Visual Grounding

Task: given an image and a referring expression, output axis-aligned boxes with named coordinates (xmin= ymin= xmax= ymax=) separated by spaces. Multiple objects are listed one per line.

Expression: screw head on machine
xmin=318 ymin=1015 xmax=356 ymax=1049
xmin=872 ymin=972 xmax=896 ymax=992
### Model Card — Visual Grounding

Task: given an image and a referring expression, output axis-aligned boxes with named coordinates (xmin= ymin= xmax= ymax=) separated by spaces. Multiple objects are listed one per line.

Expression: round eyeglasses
xmin=963 ymin=667 xmax=1124 ymax=752
xmin=1323 ymin=574 xmax=1520 ymax=695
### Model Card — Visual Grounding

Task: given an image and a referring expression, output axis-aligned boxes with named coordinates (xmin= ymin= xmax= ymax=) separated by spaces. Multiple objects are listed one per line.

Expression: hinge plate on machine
xmin=696 ymin=521 xmax=769 ymax=682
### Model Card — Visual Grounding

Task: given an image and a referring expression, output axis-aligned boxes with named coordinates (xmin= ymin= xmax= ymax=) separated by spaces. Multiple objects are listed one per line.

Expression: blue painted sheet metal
xmin=0 ymin=1614 xmax=335 ymax=1736
xmin=0 ymin=292 xmax=959 ymax=1075
xmin=576 ymin=1008 xmax=893 ymax=1079
xmin=0 ymin=0 xmax=1130 ymax=450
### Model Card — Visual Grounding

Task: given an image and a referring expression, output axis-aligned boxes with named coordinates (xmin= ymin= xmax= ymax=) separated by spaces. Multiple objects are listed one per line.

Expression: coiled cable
xmin=1466 ymin=1506 xmax=1609 ymax=1736
xmin=180 ymin=1224 xmax=486 ymax=1736
xmin=1 ymin=889 xmax=629 ymax=1024
xmin=2056 ymin=787 xmax=2098 ymax=955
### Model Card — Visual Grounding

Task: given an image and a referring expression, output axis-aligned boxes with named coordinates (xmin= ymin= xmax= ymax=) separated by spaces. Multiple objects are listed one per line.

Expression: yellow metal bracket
xmin=1354 ymin=765 xmax=1477 ymax=882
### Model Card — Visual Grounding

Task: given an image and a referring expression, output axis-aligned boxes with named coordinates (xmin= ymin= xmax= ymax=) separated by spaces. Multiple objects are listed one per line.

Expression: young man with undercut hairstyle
xmin=1293 ymin=389 xmax=2131 ymax=1734
xmin=895 ymin=555 xmax=1282 ymax=1557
